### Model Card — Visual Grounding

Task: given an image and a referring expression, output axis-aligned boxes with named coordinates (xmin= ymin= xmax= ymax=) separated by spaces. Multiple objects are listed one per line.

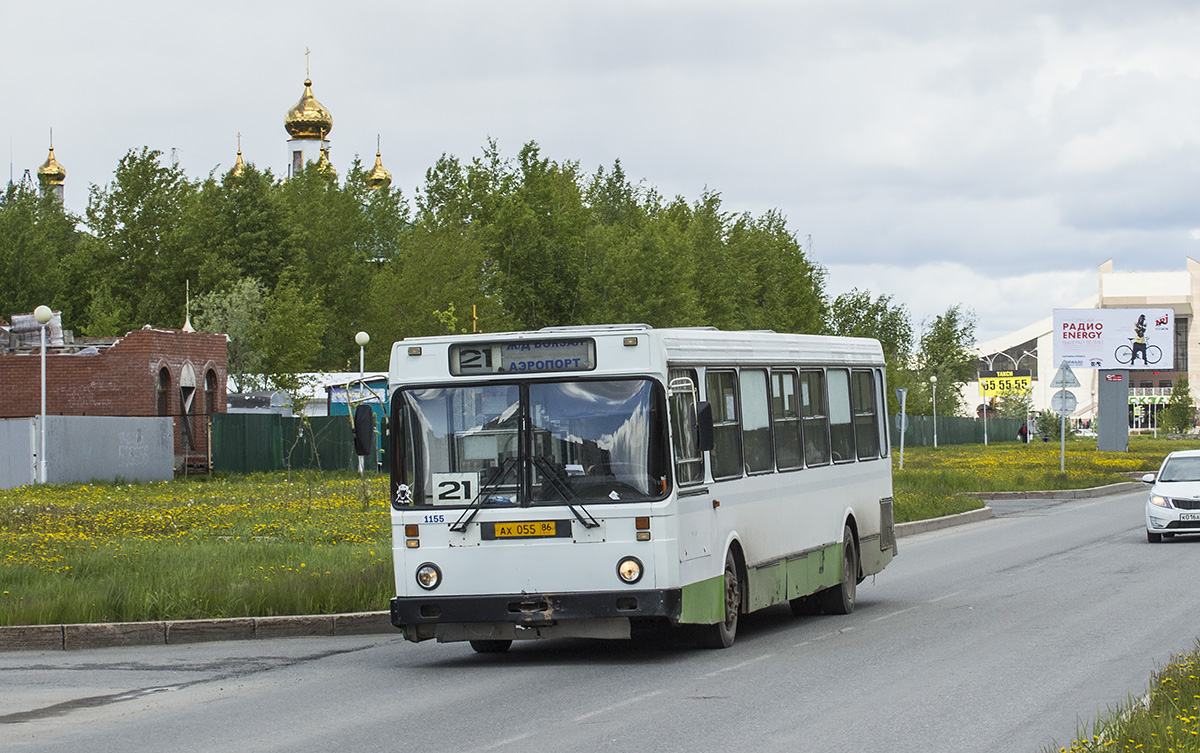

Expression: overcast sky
xmin=7 ymin=1 xmax=1200 ymax=342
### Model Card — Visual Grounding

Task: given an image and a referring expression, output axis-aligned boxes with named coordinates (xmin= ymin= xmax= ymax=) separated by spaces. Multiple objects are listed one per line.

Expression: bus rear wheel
xmin=470 ymin=639 xmax=512 ymax=653
xmin=818 ymin=525 xmax=858 ymax=616
xmin=698 ymin=549 xmax=741 ymax=649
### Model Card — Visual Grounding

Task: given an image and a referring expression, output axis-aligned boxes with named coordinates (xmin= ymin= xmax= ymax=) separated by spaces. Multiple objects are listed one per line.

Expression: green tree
xmin=830 ymin=288 xmax=913 ymax=414
xmin=81 ymin=148 xmax=196 ymax=331
xmin=1161 ymin=377 xmax=1197 ymax=434
xmin=913 ymin=305 xmax=978 ymax=417
xmin=994 ymin=386 xmax=1033 ymax=422
xmin=178 ymin=163 xmax=292 ymax=294
xmin=0 ymin=183 xmax=78 ymax=321
xmin=484 ymin=142 xmax=589 ymax=329
xmin=193 ymin=278 xmax=268 ymax=391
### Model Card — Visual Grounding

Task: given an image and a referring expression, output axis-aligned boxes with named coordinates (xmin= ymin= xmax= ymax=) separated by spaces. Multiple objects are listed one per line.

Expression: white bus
xmin=384 ymin=325 xmax=896 ymax=651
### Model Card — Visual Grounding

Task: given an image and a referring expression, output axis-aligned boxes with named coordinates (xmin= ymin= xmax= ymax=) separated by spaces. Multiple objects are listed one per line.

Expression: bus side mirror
xmin=353 ymin=404 xmax=375 ymax=456
xmin=696 ymin=401 xmax=715 ymax=452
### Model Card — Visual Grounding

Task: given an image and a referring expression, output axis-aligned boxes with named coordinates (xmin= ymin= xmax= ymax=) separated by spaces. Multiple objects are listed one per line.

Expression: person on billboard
xmin=1132 ymin=314 xmax=1148 ymax=365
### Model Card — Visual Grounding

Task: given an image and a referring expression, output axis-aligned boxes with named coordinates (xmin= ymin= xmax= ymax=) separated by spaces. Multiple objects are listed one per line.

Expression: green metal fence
xmin=212 ymin=414 xmax=379 ymax=474
xmin=893 ymin=416 xmax=1025 ymax=448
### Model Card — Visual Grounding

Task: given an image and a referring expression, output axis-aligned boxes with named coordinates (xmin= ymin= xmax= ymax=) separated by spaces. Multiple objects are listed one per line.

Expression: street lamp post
xmin=34 ymin=305 xmax=53 ymax=484
xmin=930 ymin=374 xmax=938 ymax=449
xmin=355 ymin=331 xmax=369 ymax=474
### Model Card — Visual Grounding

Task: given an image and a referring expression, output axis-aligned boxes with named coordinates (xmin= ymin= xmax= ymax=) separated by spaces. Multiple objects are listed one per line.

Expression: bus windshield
xmin=398 ymin=378 xmax=667 ymax=507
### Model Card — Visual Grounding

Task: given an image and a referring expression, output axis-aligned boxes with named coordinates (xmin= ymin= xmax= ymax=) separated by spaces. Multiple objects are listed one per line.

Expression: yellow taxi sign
xmin=979 ymin=369 xmax=1032 ymax=396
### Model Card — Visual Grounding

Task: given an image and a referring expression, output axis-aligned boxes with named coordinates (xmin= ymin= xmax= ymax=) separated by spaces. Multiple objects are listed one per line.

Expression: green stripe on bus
xmin=679 ymin=573 xmax=724 ymax=624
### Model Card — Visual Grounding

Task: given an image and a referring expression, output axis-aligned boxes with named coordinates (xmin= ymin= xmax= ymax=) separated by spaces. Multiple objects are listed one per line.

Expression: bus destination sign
xmin=450 ymin=339 xmax=596 ymax=376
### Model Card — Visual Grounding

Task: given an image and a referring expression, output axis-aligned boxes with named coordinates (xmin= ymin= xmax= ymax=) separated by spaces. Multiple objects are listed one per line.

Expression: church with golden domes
xmin=29 ymin=59 xmax=394 ymax=204
xmin=280 ymin=58 xmax=391 ymax=189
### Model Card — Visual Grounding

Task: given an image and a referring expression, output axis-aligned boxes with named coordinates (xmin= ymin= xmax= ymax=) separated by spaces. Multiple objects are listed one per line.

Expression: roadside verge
xmin=0 ymin=481 xmax=1143 ymax=652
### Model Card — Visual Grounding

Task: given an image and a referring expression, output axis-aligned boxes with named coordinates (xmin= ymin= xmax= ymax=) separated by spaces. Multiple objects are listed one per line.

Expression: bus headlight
xmin=416 ymin=563 xmax=442 ymax=590
xmin=617 ymin=556 xmax=643 ymax=584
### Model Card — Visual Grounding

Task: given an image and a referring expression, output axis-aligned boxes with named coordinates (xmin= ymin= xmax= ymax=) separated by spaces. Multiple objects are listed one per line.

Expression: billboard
xmin=1053 ymin=308 xmax=1173 ymax=370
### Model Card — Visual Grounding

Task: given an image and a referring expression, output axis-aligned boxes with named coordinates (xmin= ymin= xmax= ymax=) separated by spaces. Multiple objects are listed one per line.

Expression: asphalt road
xmin=3 ymin=488 xmax=1197 ymax=753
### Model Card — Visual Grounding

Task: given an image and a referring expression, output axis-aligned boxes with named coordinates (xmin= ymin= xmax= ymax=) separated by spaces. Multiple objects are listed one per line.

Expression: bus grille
xmin=880 ymin=497 xmax=896 ymax=552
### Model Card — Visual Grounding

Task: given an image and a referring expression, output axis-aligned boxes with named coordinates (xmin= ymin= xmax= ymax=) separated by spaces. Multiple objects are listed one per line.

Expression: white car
xmin=1142 ymin=449 xmax=1200 ymax=542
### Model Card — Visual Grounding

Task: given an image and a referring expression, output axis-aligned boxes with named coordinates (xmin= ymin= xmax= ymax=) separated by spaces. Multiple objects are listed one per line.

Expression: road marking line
xmin=573 ymin=689 xmax=663 ymax=721
xmin=472 ymin=731 xmax=537 ymax=751
xmin=871 ymin=605 xmax=919 ymax=622
xmin=928 ymin=591 xmax=962 ymax=604
xmin=793 ymin=627 xmax=855 ymax=649
xmin=702 ymin=652 xmax=776 ymax=677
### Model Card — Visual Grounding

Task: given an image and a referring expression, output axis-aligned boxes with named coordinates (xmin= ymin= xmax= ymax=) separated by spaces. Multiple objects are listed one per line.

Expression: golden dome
xmin=366 ymin=138 xmax=392 ymax=189
xmin=232 ymin=133 xmax=245 ymax=177
xmin=316 ymin=143 xmax=336 ymax=177
xmin=284 ymin=77 xmax=333 ymax=140
xmin=37 ymin=145 xmax=66 ymax=186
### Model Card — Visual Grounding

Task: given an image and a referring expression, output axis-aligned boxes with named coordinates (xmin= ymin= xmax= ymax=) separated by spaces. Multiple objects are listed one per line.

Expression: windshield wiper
xmin=532 ymin=456 xmax=600 ymax=529
xmin=450 ymin=457 xmax=518 ymax=532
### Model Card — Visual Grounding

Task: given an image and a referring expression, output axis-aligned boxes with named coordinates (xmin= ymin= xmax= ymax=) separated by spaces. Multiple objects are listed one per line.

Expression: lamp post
xmin=355 ymin=331 xmax=369 ymax=474
xmin=34 ymin=305 xmax=53 ymax=484
xmin=980 ymin=352 xmax=1019 ymax=448
xmin=1017 ymin=349 xmax=1038 ymax=441
xmin=930 ymin=374 xmax=938 ymax=449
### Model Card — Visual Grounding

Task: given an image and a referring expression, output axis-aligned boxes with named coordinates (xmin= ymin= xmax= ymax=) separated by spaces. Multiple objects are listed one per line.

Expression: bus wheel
xmin=470 ymin=639 xmax=512 ymax=653
xmin=699 ymin=550 xmax=741 ymax=649
xmin=819 ymin=526 xmax=858 ymax=616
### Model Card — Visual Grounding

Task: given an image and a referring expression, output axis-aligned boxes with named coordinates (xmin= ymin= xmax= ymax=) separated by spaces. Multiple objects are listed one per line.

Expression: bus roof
xmin=394 ymin=325 xmax=885 ymax=368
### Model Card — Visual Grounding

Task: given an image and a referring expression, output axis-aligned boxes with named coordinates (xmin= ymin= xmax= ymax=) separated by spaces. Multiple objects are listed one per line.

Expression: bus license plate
xmin=484 ymin=521 xmax=571 ymax=540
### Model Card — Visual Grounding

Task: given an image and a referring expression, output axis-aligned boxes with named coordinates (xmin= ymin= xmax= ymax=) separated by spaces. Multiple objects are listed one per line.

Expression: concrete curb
xmin=0 ymin=611 xmax=394 ymax=653
xmin=960 ymin=481 xmax=1144 ymax=500
xmin=896 ymin=507 xmax=994 ymax=538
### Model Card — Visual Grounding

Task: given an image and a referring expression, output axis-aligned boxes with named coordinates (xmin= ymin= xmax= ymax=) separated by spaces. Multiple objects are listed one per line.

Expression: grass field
xmin=1 ymin=435 xmax=1195 ymax=626
xmin=0 ymin=472 xmax=393 ymax=626
xmin=891 ymin=436 xmax=1187 ymax=522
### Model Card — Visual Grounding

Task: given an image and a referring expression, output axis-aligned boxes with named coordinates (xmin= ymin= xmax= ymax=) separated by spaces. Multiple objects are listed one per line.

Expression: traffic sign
xmin=1051 ymin=361 xmax=1081 ymax=388
xmin=1051 ymin=389 xmax=1077 ymax=415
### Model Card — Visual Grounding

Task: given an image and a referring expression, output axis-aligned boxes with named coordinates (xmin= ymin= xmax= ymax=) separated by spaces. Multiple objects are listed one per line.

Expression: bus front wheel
xmin=698 ymin=549 xmax=741 ymax=649
xmin=818 ymin=525 xmax=858 ymax=616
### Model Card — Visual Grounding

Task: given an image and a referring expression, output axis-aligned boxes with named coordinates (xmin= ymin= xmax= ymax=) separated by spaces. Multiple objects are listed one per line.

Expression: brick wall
xmin=0 ymin=328 xmax=228 ymax=467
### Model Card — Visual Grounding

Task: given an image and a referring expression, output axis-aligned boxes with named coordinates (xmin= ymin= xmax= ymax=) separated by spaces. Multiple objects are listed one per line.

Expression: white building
xmin=971 ymin=259 xmax=1198 ymax=427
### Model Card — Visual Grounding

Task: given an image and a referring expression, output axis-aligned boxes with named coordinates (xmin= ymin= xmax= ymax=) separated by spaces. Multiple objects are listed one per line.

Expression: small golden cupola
xmin=284 ymin=76 xmax=333 ymax=140
xmin=232 ymin=133 xmax=246 ymax=177
xmin=37 ymin=130 xmax=67 ymax=200
xmin=366 ymin=135 xmax=392 ymax=189
xmin=316 ymin=129 xmax=336 ymax=177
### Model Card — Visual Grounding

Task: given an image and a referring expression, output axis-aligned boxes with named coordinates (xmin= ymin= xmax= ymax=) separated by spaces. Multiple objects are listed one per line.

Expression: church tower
xmin=37 ymin=130 xmax=66 ymax=202
xmin=284 ymin=51 xmax=333 ymax=178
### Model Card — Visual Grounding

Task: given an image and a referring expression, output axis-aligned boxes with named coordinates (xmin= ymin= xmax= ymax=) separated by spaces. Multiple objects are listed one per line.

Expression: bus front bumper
xmin=391 ymin=589 xmax=682 ymax=643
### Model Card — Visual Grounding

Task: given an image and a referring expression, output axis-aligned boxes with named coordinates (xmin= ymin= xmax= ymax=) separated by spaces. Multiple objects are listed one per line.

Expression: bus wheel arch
xmin=818 ymin=521 xmax=859 ymax=616
xmin=843 ymin=514 xmax=863 ymax=584
xmin=698 ymin=541 xmax=744 ymax=649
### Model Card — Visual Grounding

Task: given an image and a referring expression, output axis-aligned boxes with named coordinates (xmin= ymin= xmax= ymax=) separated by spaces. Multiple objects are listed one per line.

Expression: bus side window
xmin=800 ymin=370 xmax=831 ymax=466
xmin=876 ymin=368 xmax=890 ymax=457
xmin=669 ymin=368 xmax=704 ymax=485
xmin=828 ymin=369 xmax=854 ymax=463
xmin=706 ymin=370 xmax=743 ymax=480
xmin=741 ymin=368 xmax=773 ymax=474
xmin=852 ymin=369 xmax=880 ymax=460
xmin=771 ymin=370 xmax=802 ymax=471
